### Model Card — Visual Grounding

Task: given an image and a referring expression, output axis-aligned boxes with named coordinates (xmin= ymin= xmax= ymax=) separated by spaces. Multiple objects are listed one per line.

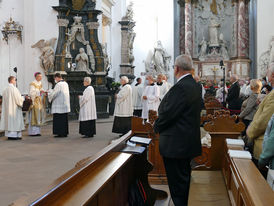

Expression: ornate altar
xmin=178 ymin=0 xmax=251 ymax=82
xmin=1 ymin=17 xmax=23 ymax=44
xmin=51 ymin=0 xmax=110 ymax=118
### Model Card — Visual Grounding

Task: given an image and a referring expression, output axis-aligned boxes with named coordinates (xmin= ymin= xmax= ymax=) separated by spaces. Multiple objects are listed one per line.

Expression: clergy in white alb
xmin=0 ymin=76 xmax=25 ymax=140
xmin=28 ymin=72 xmax=46 ymax=136
xmin=142 ymin=75 xmax=160 ymax=119
xmin=132 ymin=77 xmax=143 ymax=117
xmin=157 ymin=74 xmax=169 ymax=101
xmin=48 ymin=73 xmax=70 ymax=138
xmin=112 ymin=76 xmax=133 ymax=135
xmin=79 ymin=77 xmax=97 ymax=138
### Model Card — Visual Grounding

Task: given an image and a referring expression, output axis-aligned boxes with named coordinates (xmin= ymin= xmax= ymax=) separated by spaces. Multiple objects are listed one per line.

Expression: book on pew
xmin=226 ymin=138 xmax=245 ymax=147
xmin=228 ymin=150 xmax=252 ymax=159
xmin=121 ymin=146 xmax=146 ymax=154
xmin=267 ymin=169 xmax=274 ymax=191
xmin=130 ymin=136 xmax=152 ymax=145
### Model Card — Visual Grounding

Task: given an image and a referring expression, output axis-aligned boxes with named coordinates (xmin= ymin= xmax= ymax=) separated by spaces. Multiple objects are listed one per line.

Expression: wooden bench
xmin=222 ymin=140 xmax=274 ymax=206
xmin=11 ymin=117 xmax=166 ymax=206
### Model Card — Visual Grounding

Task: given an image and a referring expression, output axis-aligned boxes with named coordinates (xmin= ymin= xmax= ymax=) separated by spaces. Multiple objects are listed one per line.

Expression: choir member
xmin=112 ymin=76 xmax=133 ymax=136
xmin=28 ymin=72 xmax=46 ymax=136
xmin=132 ymin=77 xmax=143 ymax=117
xmin=48 ymin=73 xmax=70 ymax=138
xmin=141 ymin=75 xmax=160 ymax=119
xmin=78 ymin=77 xmax=97 ymax=138
xmin=0 ymin=76 xmax=25 ymax=140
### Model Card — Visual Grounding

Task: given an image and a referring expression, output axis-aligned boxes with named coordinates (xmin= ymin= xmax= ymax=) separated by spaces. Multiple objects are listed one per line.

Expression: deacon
xmin=112 ymin=76 xmax=133 ymax=136
xmin=28 ymin=72 xmax=46 ymax=136
xmin=154 ymin=55 xmax=202 ymax=206
xmin=48 ymin=73 xmax=70 ymax=137
xmin=132 ymin=77 xmax=143 ymax=117
xmin=0 ymin=76 xmax=25 ymax=140
xmin=141 ymin=75 xmax=160 ymax=119
xmin=79 ymin=77 xmax=97 ymax=138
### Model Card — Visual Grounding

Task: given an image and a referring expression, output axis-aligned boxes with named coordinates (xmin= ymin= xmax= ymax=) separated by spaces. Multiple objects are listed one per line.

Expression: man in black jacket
xmin=154 ymin=55 xmax=202 ymax=206
xmin=226 ymin=74 xmax=242 ymax=110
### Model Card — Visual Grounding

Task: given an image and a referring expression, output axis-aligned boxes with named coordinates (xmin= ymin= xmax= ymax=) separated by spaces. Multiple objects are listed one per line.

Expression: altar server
xmin=79 ymin=77 xmax=97 ymax=138
xmin=157 ymin=74 xmax=169 ymax=101
xmin=28 ymin=72 xmax=46 ymax=136
xmin=141 ymin=75 xmax=160 ymax=119
xmin=132 ymin=77 xmax=143 ymax=117
xmin=0 ymin=76 xmax=25 ymax=140
xmin=48 ymin=73 xmax=70 ymax=138
xmin=112 ymin=76 xmax=133 ymax=135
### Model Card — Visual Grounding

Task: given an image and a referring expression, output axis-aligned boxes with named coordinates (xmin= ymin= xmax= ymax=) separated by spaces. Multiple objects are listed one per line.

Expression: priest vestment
xmin=0 ymin=84 xmax=25 ymax=139
xmin=132 ymin=83 xmax=143 ymax=117
xmin=79 ymin=86 xmax=97 ymax=137
xmin=48 ymin=80 xmax=70 ymax=137
xmin=141 ymin=83 xmax=160 ymax=119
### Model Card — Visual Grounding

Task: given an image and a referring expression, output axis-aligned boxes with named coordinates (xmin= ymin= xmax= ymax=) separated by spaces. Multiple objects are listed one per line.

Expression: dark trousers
xmin=163 ymin=157 xmax=191 ymax=206
xmin=53 ymin=113 xmax=68 ymax=136
xmin=133 ymin=109 xmax=142 ymax=117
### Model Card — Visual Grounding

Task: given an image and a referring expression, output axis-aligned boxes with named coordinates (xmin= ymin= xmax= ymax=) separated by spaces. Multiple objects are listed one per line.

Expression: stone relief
xmin=31 ymin=38 xmax=57 ymax=73
xmin=259 ymin=36 xmax=274 ymax=77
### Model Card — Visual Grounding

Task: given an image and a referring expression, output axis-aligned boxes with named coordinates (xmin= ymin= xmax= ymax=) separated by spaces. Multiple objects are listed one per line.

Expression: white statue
xmin=123 ymin=2 xmax=134 ymax=21
xmin=219 ymin=33 xmax=229 ymax=60
xmin=101 ymin=44 xmax=110 ymax=71
xmin=209 ymin=17 xmax=220 ymax=47
xmin=75 ymin=48 xmax=89 ymax=71
xmin=152 ymin=41 xmax=171 ymax=74
xmin=259 ymin=36 xmax=274 ymax=77
xmin=66 ymin=16 xmax=89 ymax=58
xmin=31 ymin=38 xmax=57 ymax=73
xmin=199 ymin=36 xmax=207 ymax=60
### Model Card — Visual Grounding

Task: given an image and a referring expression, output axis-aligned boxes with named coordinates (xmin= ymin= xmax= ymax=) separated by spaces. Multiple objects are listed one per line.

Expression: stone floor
xmin=0 ymin=118 xmax=117 ymax=206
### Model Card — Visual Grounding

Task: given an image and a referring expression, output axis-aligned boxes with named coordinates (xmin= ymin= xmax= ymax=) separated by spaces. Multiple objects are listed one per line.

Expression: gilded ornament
xmin=72 ymin=0 xmax=86 ymax=11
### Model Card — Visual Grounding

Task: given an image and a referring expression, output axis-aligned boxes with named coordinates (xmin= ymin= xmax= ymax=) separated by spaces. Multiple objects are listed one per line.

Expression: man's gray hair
xmin=121 ymin=76 xmax=129 ymax=83
xmin=84 ymin=77 xmax=91 ymax=85
xmin=175 ymin=54 xmax=193 ymax=71
xmin=231 ymin=74 xmax=238 ymax=81
xmin=268 ymin=63 xmax=274 ymax=74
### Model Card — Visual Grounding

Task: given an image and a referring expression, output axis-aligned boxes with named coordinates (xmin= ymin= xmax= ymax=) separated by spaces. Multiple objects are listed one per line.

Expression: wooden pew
xmin=204 ymin=98 xmax=223 ymax=115
xmin=11 ymin=118 xmax=164 ymax=206
xmin=193 ymin=113 xmax=245 ymax=170
xmin=222 ymin=140 xmax=274 ymax=206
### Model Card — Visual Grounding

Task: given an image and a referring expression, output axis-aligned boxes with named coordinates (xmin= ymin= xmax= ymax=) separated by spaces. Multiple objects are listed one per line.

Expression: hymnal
xmin=226 ymin=138 xmax=245 ymax=146
xmin=228 ymin=150 xmax=252 ymax=159
xmin=121 ymin=146 xmax=146 ymax=154
xmin=130 ymin=136 xmax=152 ymax=145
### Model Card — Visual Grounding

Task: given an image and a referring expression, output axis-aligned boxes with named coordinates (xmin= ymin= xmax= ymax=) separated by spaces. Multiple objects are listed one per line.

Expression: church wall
xmin=128 ymin=0 xmax=174 ymax=84
xmin=257 ymin=0 xmax=274 ymax=77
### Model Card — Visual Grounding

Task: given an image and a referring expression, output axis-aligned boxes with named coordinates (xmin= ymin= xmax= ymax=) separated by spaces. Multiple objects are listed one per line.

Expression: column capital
xmin=86 ymin=22 xmax=100 ymax=30
xmin=57 ymin=19 xmax=69 ymax=27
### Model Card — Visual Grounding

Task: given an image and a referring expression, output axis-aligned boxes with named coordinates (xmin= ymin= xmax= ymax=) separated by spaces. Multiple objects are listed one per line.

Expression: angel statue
xmin=31 ymin=38 xmax=57 ymax=73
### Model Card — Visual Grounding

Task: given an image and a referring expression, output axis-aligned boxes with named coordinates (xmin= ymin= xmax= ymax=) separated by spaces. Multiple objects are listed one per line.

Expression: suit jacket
xmin=154 ymin=75 xmax=202 ymax=159
xmin=239 ymin=93 xmax=258 ymax=121
xmin=227 ymin=81 xmax=241 ymax=110
xmin=247 ymin=90 xmax=274 ymax=159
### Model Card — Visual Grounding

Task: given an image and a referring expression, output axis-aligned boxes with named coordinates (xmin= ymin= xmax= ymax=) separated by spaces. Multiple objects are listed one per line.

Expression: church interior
xmin=0 ymin=0 xmax=274 ymax=205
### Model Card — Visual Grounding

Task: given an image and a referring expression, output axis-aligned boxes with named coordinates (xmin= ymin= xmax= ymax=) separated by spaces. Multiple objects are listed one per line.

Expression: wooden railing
xmin=11 ymin=117 xmax=166 ymax=206
xmin=222 ymin=140 xmax=274 ymax=206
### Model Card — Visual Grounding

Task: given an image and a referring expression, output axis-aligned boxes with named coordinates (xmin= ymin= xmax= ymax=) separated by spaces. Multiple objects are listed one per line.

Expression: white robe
xmin=158 ymin=83 xmax=169 ymax=101
xmin=114 ymin=84 xmax=133 ymax=117
xmin=141 ymin=84 xmax=160 ymax=119
xmin=0 ymin=84 xmax=25 ymax=134
xmin=48 ymin=81 xmax=71 ymax=114
xmin=79 ymin=86 xmax=97 ymax=121
xmin=132 ymin=84 xmax=143 ymax=110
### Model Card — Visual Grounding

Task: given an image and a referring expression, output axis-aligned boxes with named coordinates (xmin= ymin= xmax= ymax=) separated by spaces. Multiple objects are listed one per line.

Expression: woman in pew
xmin=78 ymin=77 xmax=97 ymax=138
xmin=239 ymin=79 xmax=262 ymax=136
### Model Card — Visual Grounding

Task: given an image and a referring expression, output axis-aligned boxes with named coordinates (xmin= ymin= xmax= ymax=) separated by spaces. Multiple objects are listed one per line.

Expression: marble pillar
xmin=237 ymin=0 xmax=249 ymax=58
xmin=185 ymin=0 xmax=193 ymax=57
xmin=231 ymin=1 xmax=238 ymax=58
xmin=178 ymin=0 xmax=185 ymax=54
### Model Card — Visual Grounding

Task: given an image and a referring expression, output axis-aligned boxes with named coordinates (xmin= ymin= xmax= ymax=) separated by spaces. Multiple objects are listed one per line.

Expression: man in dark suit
xmin=154 ymin=55 xmax=202 ymax=206
xmin=226 ymin=74 xmax=242 ymax=110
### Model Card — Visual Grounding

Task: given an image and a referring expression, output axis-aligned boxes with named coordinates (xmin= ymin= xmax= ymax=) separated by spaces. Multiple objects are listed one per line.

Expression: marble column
xmin=237 ymin=0 xmax=249 ymax=58
xmin=231 ymin=1 xmax=238 ymax=58
xmin=178 ymin=0 xmax=185 ymax=54
xmin=184 ymin=0 xmax=193 ymax=57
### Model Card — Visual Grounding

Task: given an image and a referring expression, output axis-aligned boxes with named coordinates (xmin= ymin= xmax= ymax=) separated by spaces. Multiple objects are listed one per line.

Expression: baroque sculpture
xmin=101 ymin=43 xmax=110 ymax=72
xmin=75 ymin=48 xmax=89 ymax=72
xmin=31 ymin=38 xmax=57 ymax=73
xmin=259 ymin=36 xmax=274 ymax=77
xmin=209 ymin=17 xmax=220 ymax=47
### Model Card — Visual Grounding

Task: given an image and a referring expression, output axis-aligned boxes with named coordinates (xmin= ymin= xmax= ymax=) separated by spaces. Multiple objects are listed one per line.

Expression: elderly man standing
xmin=227 ymin=74 xmax=242 ymax=110
xmin=112 ymin=76 xmax=133 ymax=136
xmin=79 ymin=77 xmax=97 ymax=138
xmin=28 ymin=72 xmax=46 ymax=136
xmin=154 ymin=55 xmax=202 ymax=206
xmin=48 ymin=73 xmax=70 ymax=138
xmin=0 ymin=76 xmax=25 ymax=140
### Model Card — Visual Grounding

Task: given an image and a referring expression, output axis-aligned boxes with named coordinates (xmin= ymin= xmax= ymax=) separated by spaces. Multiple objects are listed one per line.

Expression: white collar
xmin=177 ymin=73 xmax=191 ymax=82
xmin=9 ymin=83 xmax=15 ymax=87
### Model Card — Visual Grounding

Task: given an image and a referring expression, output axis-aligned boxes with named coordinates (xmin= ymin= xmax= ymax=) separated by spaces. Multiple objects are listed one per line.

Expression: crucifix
xmin=211 ymin=66 xmax=219 ymax=84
